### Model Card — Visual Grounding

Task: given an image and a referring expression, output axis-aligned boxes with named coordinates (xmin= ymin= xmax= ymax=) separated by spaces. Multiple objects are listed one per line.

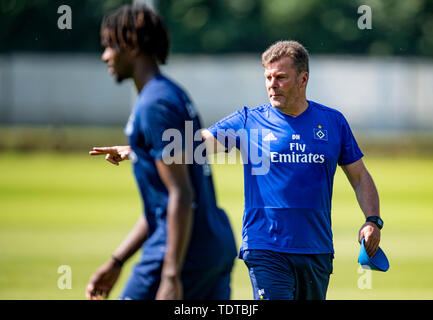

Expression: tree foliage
xmin=1 ymin=0 xmax=432 ymax=56
xmin=0 ymin=0 xmax=129 ymax=52
xmin=158 ymin=0 xmax=433 ymax=56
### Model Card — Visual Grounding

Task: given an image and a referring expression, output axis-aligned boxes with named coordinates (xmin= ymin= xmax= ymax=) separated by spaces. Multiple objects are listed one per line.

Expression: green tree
xmin=1 ymin=0 xmax=432 ymax=56
xmin=157 ymin=0 xmax=433 ymax=56
xmin=0 ymin=0 xmax=130 ymax=52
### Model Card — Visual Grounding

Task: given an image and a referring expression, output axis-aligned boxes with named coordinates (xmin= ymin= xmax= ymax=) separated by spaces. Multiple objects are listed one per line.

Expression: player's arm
xmin=202 ymin=108 xmax=248 ymax=155
xmin=154 ymin=154 xmax=194 ymax=300
xmin=89 ymin=145 xmax=131 ymax=165
xmin=201 ymin=129 xmax=229 ymax=154
xmin=86 ymin=215 xmax=148 ymax=300
xmin=341 ymin=158 xmax=381 ymax=258
xmin=112 ymin=214 xmax=149 ymax=263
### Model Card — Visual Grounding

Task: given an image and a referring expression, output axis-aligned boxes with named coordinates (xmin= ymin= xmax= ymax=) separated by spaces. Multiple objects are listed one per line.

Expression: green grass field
xmin=0 ymin=151 xmax=432 ymax=299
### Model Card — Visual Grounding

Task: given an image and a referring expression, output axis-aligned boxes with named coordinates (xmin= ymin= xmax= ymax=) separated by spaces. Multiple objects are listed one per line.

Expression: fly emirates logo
xmin=156 ymin=123 xmax=326 ymax=175
xmin=270 ymin=142 xmax=325 ymax=164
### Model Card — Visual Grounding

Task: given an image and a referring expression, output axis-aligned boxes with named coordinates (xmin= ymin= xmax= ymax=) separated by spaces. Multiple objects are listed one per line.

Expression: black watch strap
xmin=366 ymin=216 xmax=383 ymax=229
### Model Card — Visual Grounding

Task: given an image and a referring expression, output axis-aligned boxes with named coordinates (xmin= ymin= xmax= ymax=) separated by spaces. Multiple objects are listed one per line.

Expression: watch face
xmin=377 ymin=219 xmax=383 ymax=227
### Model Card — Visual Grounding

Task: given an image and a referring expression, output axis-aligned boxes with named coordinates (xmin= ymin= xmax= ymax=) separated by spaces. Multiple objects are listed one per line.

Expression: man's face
xmin=264 ymin=56 xmax=308 ymax=109
xmin=101 ymin=41 xmax=133 ymax=83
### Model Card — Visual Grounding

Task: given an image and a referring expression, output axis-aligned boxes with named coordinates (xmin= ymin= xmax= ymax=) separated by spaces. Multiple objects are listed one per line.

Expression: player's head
xmin=100 ymin=4 xmax=169 ymax=82
xmin=262 ymin=41 xmax=309 ymax=109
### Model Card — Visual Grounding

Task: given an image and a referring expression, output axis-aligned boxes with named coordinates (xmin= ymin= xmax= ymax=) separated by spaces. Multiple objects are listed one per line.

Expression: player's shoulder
xmin=141 ymin=74 xmax=184 ymax=101
xmin=242 ymin=103 xmax=272 ymax=117
xmin=309 ymin=100 xmax=347 ymax=121
xmin=152 ymin=73 xmax=186 ymax=97
xmin=249 ymin=103 xmax=271 ymax=112
xmin=230 ymin=103 xmax=271 ymax=124
xmin=135 ymin=74 xmax=189 ymax=113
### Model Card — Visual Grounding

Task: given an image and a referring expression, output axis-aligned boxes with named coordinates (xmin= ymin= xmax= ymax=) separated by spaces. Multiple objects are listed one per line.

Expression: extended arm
xmin=342 ymin=159 xmax=381 ymax=257
xmin=154 ymin=156 xmax=194 ymax=300
xmin=201 ymin=129 xmax=228 ymax=155
xmin=89 ymin=146 xmax=131 ymax=166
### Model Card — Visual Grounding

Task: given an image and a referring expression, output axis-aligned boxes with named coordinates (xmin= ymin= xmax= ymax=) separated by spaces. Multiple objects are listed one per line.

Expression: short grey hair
xmin=262 ymin=40 xmax=309 ymax=74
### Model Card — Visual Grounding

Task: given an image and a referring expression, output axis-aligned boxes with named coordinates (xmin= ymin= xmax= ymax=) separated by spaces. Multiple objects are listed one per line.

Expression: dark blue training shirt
xmin=208 ymin=101 xmax=363 ymax=256
xmin=125 ymin=73 xmax=237 ymax=270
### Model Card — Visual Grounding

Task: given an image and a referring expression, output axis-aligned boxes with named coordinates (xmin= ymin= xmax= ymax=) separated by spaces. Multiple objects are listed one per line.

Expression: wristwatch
xmin=366 ymin=216 xmax=383 ymax=230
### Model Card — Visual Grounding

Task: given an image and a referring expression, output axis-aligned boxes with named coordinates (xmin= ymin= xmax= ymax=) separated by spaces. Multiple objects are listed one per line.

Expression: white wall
xmin=1 ymin=53 xmax=432 ymax=131
xmin=0 ymin=54 xmax=132 ymax=125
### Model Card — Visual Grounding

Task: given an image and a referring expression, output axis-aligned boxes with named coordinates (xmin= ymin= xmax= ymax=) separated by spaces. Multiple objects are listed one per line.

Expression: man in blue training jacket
xmin=202 ymin=40 xmax=383 ymax=300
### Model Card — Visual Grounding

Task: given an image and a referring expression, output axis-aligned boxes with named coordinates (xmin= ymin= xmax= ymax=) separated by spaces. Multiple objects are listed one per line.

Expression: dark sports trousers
xmin=242 ymin=249 xmax=334 ymax=300
xmin=119 ymin=259 xmax=234 ymax=300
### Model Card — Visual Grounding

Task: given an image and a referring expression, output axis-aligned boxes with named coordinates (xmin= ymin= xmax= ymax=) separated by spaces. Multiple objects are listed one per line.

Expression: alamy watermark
xmin=130 ymin=121 xmax=328 ymax=176
xmin=57 ymin=265 xmax=72 ymax=290
xmin=357 ymin=265 xmax=373 ymax=290
xmin=357 ymin=5 xmax=372 ymax=30
xmin=57 ymin=5 xmax=72 ymax=30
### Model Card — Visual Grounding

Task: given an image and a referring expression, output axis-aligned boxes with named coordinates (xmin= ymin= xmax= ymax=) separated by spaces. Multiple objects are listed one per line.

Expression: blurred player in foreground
xmin=85 ymin=4 xmax=236 ymax=300
xmin=202 ymin=40 xmax=383 ymax=300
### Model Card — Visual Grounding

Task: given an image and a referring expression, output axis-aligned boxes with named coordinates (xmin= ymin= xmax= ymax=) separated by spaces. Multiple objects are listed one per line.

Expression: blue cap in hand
xmin=358 ymin=238 xmax=389 ymax=272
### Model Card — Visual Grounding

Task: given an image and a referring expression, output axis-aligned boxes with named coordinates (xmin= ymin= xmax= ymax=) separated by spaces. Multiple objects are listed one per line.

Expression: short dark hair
xmin=101 ymin=4 xmax=169 ymax=64
xmin=262 ymin=40 xmax=309 ymax=74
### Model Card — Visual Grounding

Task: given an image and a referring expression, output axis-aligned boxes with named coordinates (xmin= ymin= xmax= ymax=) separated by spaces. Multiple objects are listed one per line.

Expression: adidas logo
xmin=263 ymin=132 xmax=277 ymax=141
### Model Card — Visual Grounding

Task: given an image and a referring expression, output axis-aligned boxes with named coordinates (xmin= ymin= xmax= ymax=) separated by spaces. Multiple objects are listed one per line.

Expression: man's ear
xmin=298 ymin=71 xmax=309 ymax=88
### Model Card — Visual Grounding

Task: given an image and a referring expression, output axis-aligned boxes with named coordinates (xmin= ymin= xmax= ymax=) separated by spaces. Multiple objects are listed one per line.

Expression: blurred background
xmin=1 ymin=0 xmax=432 ymax=299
